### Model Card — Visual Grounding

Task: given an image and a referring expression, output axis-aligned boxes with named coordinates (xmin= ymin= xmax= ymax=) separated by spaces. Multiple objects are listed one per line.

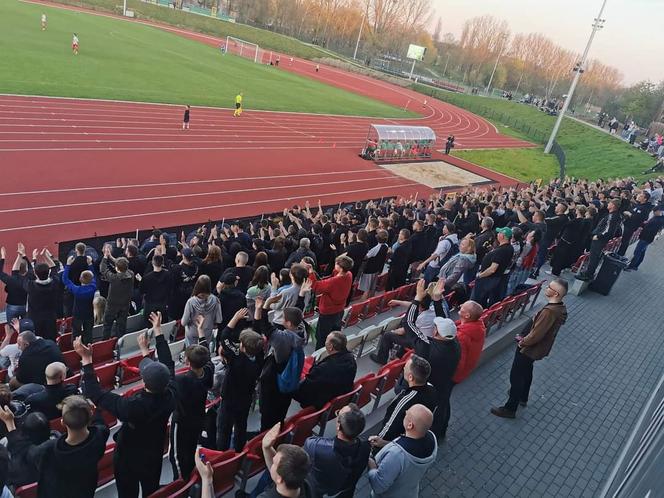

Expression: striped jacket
xmin=377 ymin=384 xmax=438 ymax=442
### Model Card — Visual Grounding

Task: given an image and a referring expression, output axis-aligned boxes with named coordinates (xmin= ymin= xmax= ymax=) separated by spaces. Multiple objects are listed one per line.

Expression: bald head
xmin=403 ymin=404 xmax=433 ymax=438
xmin=45 ymin=362 xmax=67 ymax=385
xmin=459 ymin=300 xmax=484 ymax=322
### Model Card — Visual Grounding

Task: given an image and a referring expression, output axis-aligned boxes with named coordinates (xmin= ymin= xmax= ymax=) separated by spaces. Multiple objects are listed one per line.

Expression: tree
xmin=432 ymin=16 xmax=442 ymax=43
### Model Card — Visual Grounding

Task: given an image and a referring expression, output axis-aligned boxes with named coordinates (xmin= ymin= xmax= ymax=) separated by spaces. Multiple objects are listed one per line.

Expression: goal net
xmin=224 ymin=36 xmax=266 ymax=63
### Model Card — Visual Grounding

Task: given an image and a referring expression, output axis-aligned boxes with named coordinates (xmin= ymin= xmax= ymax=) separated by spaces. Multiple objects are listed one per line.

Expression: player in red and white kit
xmin=72 ymin=33 xmax=79 ymax=55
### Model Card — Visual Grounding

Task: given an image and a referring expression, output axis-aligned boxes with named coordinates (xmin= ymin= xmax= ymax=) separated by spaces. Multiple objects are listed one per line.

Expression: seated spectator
xmin=437 ymin=236 xmax=476 ymax=289
xmin=306 ymin=256 xmax=354 ymax=350
xmin=99 ymin=246 xmax=134 ymax=339
xmin=0 ymin=245 xmax=29 ymax=323
xmin=0 ymin=384 xmax=28 ymax=439
xmin=216 ymin=273 xmax=247 ymax=330
xmin=0 ymin=320 xmax=27 ymax=378
xmin=5 ymin=411 xmax=57 ymax=487
xmin=2 ymin=395 xmax=109 ymax=498
xmin=77 ymin=316 xmax=175 ymax=497
xmin=62 ymin=256 xmax=96 ymax=344
xmin=23 ymin=248 xmax=61 ymax=341
xmin=10 ymin=329 xmax=64 ymax=390
xmin=417 ymin=222 xmax=459 ymax=284
xmin=304 ymin=403 xmax=370 ymax=498
xmin=217 ymin=327 xmax=264 ymax=451
xmin=23 ymin=362 xmax=78 ymax=420
xmin=368 ymin=404 xmax=437 ymax=498
xmin=181 ymin=275 xmax=222 ymax=346
xmin=220 ymin=251 xmax=253 ymax=293
xmin=294 ymin=331 xmax=357 ymax=409
xmin=369 ymin=355 xmax=437 ymax=449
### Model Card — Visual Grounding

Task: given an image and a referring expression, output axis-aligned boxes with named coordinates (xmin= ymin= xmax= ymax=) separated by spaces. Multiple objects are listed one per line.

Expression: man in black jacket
xmin=2 ymin=394 xmax=109 ymax=498
xmin=216 ymin=273 xmax=247 ymax=330
xmin=369 ymin=354 xmax=438 ymax=450
xmin=617 ymin=192 xmax=651 ymax=256
xmin=76 ymin=313 xmax=175 ymax=498
xmin=386 ymin=229 xmax=412 ymax=290
xmin=0 ymin=246 xmax=29 ymax=323
xmin=24 ymin=362 xmax=78 ymax=420
xmin=23 ymin=249 xmax=61 ymax=341
xmin=294 ymin=332 xmax=357 ymax=410
xmin=138 ymin=254 xmax=171 ymax=326
xmin=626 ymin=204 xmax=664 ymax=271
xmin=304 ymin=403 xmax=370 ymax=498
xmin=576 ymin=199 xmax=622 ymax=281
xmin=11 ymin=330 xmax=64 ymax=389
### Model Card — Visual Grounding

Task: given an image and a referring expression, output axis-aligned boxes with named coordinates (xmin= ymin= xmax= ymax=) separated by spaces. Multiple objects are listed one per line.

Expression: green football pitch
xmin=0 ymin=1 xmax=414 ymax=117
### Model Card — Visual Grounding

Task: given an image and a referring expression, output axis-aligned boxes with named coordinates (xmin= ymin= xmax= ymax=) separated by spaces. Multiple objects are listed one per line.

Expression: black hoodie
xmin=8 ymin=424 xmax=109 ymax=498
xmin=294 ymin=351 xmax=357 ymax=410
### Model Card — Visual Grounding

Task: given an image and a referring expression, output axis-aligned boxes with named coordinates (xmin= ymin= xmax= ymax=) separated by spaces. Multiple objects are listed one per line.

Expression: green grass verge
xmin=413 ymin=84 xmax=654 ymax=180
xmin=52 ymin=0 xmax=339 ymax=61
xmin=454 ymin=147 xmax=560 ymax=182
xmin=0 ymin=1 xmax=413 ymax=117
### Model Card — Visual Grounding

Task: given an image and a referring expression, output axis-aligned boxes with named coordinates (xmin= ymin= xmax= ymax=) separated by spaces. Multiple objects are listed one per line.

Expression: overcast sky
xmin=430 ymin=0 xmax=664 ymax=85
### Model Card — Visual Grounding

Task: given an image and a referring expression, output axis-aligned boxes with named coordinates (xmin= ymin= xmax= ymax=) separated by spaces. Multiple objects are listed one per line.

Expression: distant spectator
xmin=99 ymin=246 xmax=134 ymax=339
xmin=62 ymin=256 xmax=96 ymax=344
xmin=216 ymin=273 xmax=247 ymax=330
xmin=470 ymin=227 xmax=514 ymax=307
xmin=437 ymin=236 xmax=476 ymax=289
xmin=5 ymin=411 xmax=57 ymax=487
xmin=368 ymin=404 xmax=437 ymax=498
xmin=294 ymin=331 xmax=357 ymax=409
xmin=24 ymin=362 xmax=78 ymax=420
xmin=417 ymin=222 xmax=459 ymax=284
xmin=0 ymin=246 xmax=29 ymax=323
xmin=359 ymin=229 xmax=389 ymax=300
xmin=626 ymin=204 xmax=664 ymax=271
xmin=22 ymin=248 xmax=61 ymax=341
xmin=220 ymin=251 xmax=253 ymax=294
xmin=304 ymin=403 xmax=370 ymax=498
xmin=138 ymin=254 xmax=171 ymax=325
xmin=93 ymin=296 xmax=106 ymax=326
xmin=11 ymin=329 xmax=64 ymax=389
xmin=386 ymin=229 xmax=412 ymax=290
xmin=576 ymin=200 xmax=621 ymax=281
xmin=285 ymin=237 xmax=317 ymax=268
xmin=181 ymin=275 xmax=222 ymax=346
xmin=170 ymin=247 xmax=199 ymax=319
xmin=268 ymin=264 xmax=310 ymax=326
xmin=246 ymin=266 xmax=272 ymax=319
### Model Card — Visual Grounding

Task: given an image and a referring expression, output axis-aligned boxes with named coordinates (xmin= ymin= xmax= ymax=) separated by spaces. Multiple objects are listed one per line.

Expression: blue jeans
xmin=628 ymin=240 xmax=650 ymax=269
xmin=4 ymin=304 xmax=26 ymax=323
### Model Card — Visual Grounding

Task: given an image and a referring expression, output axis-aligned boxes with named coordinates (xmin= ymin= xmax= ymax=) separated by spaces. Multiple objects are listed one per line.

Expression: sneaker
xmin=575 ymin=273 xmax=591 ymax=281
xmin=490 ymin=406 xmax=516 ymax=419
xmin=369 ymin=353 xmax=386 ymax=365
xmin=623 ymin=267 xmax=635 ymax=272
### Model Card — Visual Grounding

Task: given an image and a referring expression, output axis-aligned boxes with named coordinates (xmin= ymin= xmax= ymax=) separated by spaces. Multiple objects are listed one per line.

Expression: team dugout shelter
xmin=360 ymin=124 xmax=436 ymax=162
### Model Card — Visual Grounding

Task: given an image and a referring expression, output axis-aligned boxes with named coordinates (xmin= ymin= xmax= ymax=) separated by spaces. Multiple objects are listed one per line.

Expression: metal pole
xmin=545 ymin=0 xmax=608 ymax=153
xmin=409 ymin=58 xmax=416 ymax=80
xmin=353 ymin=10 xmax=366 ymax=60
xmin=485 ymin=35 xmax=507 ymax=95
xmin=442 ymin=53 xmax=451 ymax=78
xmin=123 ymin=0 xmax=127 ymax=16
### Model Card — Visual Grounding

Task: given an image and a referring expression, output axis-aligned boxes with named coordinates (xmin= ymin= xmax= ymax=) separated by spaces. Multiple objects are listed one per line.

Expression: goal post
xmin=224 ymin=36 xmax=262 ymax=63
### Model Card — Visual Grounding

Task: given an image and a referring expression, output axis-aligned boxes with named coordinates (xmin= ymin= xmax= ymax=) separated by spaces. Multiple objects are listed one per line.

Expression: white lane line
xmin=0 ymin=182 xmax=422 ymax=232
xmin=0 ymin=144 xmax=360 ymax=152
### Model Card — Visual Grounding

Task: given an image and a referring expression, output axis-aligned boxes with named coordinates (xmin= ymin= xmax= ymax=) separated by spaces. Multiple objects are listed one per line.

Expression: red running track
xmin=0 ymin=1 xmax=533 ymax=255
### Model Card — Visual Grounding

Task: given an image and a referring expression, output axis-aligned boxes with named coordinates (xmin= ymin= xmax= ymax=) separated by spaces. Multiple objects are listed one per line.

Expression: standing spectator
xmin=62 ymin=257 xmax=96 ymax=344
xmin=181 ymin=275 xmax=222 ymax=346
xmin=625 ymin=204 xmax=664 ymax=271
xmin=217 ymin=325 xmax=264 ymax=451
xmin=470 ymin=227 xmax=514 ymax=307
xmin=359 ymin=229 xmax=389 ymax=300
xmin=4 ymin=411 xmax=56 ymax=488
xmin=200 ymin=244 xmax=225 ymax=285
xmin=422 ymin=317 xmax=460 ymax=440
xmin=63 ymin=242 xmax=90 ymax=317
xmin=491 ymin=278 xmax=568 ymax=418
xmin=268 ymin=264 xmax=310 ymax=326
xmin=220 ymin=251 xmax=253 ymax=293
xmin=0 ymin=246 xmax=29 ymax=323
xmin=451 ymin=301 xmax=486 ymax=385
xmin=170 ymin=247 xmax=199 ymax=319
xmin=294 ymin=331 xmax=357 ymax=409
xmin=216 ymin=273 xmax=247 ymax=330
xmin=369 ymin=355 xmax=438 ymax=449
xmin=138 ymin=254 xmax=171 ymax=326
xmin=246 ymin=266 xmax=272 ymax=319
xmin=548 ymin=207 xmax=586 ymax=276
xmin=24 ymin=362 xmax=78 ymax=420
xmin=367 ymin=404 xmax=437 ymax=498
xmin=285 ymin=238 xmax=317 ymax=269
xmin=617 ymin=192 xmax=651 ymax=256
xmin=77 ymin=314 xmax=175 ymax=498
xmin=437 ymin=236 xmax=476 ymax=289
xmin=23 ymin=248 xmax=61 ymax=341
xmin=531 ymin=203 xmax=569 ymax=278
xmin=100 ymin=246 xmax=134 ymax=339
xmin=304 ymin=403 xmax=370 ymax=498
xmin=306 ymin=256 xmax=354 ymax=350
xmin=161 ymin=314 xmax=214 ymax=481
xmin=417 ymin=222 xmax=459 ymax=284
xmin=11 ymin=328 xmax=64 ymax=389
xmin=255 ymin=300 xmax=307 ymax=431
xmin=576 ymin=200 xmax=621 ymax=281
xmin=386 ymin=229 xmax=412 ymax=290
xmin=1 ymin=395 xmax=109 ymax=498
xmin=345 ymin=230 xmax=369 ymax=282
xmin=124 ymin=244 xmax=146 ymax=309
xmin=267 ymin=237 xmax=288 ymax=272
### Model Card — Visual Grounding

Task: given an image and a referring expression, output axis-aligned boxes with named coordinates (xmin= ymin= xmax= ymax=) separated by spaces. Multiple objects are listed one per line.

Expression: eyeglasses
xmin=546 ymin=284 xmax=559 ymax=295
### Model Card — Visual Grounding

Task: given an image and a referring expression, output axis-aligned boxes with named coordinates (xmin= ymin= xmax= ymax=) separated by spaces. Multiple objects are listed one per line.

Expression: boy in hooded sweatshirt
xmin=1 ymin=395 xmax=109 ymax=498
xmin=181 ymin=275 xmax=222 ymax=346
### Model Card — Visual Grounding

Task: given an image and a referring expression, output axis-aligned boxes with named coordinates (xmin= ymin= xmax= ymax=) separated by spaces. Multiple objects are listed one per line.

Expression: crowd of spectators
xmin=0 ymin=173 xmax=663 ymax=497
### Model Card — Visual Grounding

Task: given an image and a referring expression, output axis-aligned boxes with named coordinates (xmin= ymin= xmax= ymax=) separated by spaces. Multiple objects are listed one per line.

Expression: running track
xmin=0 ymin=0 xmax=533 ymax=256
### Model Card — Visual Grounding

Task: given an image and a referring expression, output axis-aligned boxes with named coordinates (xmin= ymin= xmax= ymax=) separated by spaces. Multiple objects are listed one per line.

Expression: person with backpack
xmin=254 ymin=293 xmax=307 ymax=432
xmin=2 ymin=395 xmax=109 ymax=498
xmin=417 ymin=222 xmax=459 ymax=284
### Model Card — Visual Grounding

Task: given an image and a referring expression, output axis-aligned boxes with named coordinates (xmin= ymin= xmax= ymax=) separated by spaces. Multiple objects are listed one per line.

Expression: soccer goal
xmin=224 ymin=36 xmax=265 ymax=63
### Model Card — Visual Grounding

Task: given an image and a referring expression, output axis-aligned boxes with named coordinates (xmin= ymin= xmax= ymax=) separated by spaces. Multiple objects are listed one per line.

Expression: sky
xmin=430 ymin=0 xmax=664 ymax=85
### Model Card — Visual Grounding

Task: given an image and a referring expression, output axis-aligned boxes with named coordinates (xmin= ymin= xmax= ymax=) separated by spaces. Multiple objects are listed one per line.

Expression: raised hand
xmin=431 ymin=278 xmax=446 ymax=301
xmin=270 ymin=272 xmax=280 ymax=289
xmin=415 ymin=279 xmax=427 ymax=301
xmin=149 ymin=311 xmax=163 ymax=334
xmin=300 ymin=279 xmax=312 ymax=294
xmin=66 ymin=255 xmax=75 ymax=266
xmin=32 ymin=248 xmax=39 ymax=261
xmin=73 ymin=336 xmax=93 ymax=364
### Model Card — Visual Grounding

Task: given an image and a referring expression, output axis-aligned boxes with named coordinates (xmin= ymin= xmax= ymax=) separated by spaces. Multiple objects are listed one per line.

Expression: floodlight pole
xmin=353 ymin=9 xmax=366 ymax=60
xmin=409 ymin=58 xmax=417 ymax=80
xmin=545 ymin=0 xmax=607 ymax=154
xmin=485 ymin=34 xmax=508 ymax=95
xmin=123 ymin=0 xmax=127 ymax=16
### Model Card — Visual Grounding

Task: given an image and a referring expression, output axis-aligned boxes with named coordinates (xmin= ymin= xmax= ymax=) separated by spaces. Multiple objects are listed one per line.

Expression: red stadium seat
xmin=287 ymin=403 xmax=331 ymax=446
xmin=354 ymin=372 xmax=388 ymax=409
xmin=97 ymin=443 xmax=116 ymax=486
xmin=62 ymin=349 xmax=81 ymax=374
xmin=91 ymin=337 xmax=118 ymax=365
xmin=301 ymin=355 xmax=315 ymax=380
xmin=343 ymin=301 xmax=367 ymax=327
xmin=14 ymin=483 xmax=38 ymax=498
xmin=147 ymin=472 xmax=200 ymax=498
xmin=49 ymin=417 xmax=65 ymax=433
xmin=239 ymin=422 xmax=293 ymax=489
xmin=119 ymin=351 xmax=153 ymax=386
xmin=64 ymin=373 xmax=81 ymax=387
xmin=210 ymin=451 xmax=246 ymax=495
xmin=318 ymin=384 xmax=363 ymax=432
xmin=375 ymin=272 xmax=389 ymax=292
xmin=363 ymin=295 xmax=383 ymax=320
xmin=94 ymin=361 xmax=119 ymax=390
xmin=0 ymin=369 xmax=7 ymax=383
xmin=57 ymin=332 xmax=73 ymax=352
xmin=374 ymin=357 xmax=408 ymax=410
xmin=379 ymin=290 xmax=399 ymax=312
xmin=56 ymin=316 xmax=73 ymax=336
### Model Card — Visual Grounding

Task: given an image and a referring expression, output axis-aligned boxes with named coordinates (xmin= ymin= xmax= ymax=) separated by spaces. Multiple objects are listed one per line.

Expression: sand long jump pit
xmin=378 ymin=160 xmax=490 ymax=189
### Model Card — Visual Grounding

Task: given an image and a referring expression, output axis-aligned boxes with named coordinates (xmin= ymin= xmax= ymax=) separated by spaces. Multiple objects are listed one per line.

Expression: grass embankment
xmin=413 ymin=84 xmax=654 ymax=181
xmin=0 ymin=1 xmax=412 ymax=117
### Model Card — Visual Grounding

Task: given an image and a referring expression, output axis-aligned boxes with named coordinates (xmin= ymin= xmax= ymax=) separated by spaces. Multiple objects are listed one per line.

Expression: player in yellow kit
xmin=233 ymin=92 xmax=243 ymax=117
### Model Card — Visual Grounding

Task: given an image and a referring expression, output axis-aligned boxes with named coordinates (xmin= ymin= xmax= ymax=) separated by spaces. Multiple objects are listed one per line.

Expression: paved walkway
xmin=358 ymin=239 xmax=664 ymax=497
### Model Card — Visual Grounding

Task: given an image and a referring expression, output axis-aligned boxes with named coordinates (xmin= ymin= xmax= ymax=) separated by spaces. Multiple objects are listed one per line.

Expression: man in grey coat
xmin=368 ymin=404 xmax=437 ymax=498
xmin=100 ymin=245 xmax=134 ymax=339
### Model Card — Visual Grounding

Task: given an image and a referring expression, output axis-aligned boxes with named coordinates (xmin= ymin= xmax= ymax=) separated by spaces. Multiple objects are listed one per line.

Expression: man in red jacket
xmin=452 ymin=300 xmax=486 ymax=384
xmin=306 ymin=255 xmax=354 ymax=349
